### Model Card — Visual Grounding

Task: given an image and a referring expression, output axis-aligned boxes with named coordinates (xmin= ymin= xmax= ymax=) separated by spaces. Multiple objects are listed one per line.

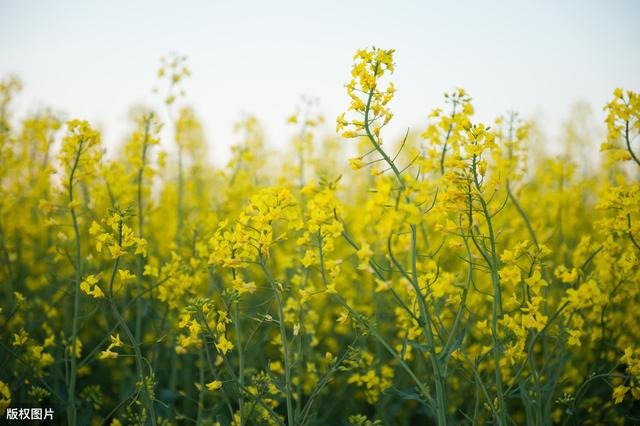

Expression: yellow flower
xmin=232 ymin=277 xmax=257 ymax=295
xmin=524 ymin=270 xmax=547 ymax=289
xmin=134 ymin=238 xmax=147 ymax=256
xmin=91 ymin=285 xmax=105 ymax=298
xmin=108 ymin=244 xmax=127 ymax=259
xmin=80 ymin=275 xmax=104 ymax=298
xmin=499 ymin=265 xmax=521 ymax=285
xmin=0 ymin=380 xmax=11 ymax=414
xmin=118 ymin=269 xmax=136 ymax=282
xmin=374 ymin=279 xmax=390 ymax=293
xmin=89 ymin=221 xmax=102 ymax=235
xmin=215 ymin=335 xmax=233 ymax=355
xmin=567 ymin=329 xmax=582 ymax=347
xmin=356 ymin=243 xmax=373 ymax=270
xmin=613 ymin=385 xmax=629 ymax=404
xmin=98 ymin=349 xmax=118 ymax=360
xmin=269 ymin=360 xmax=284 ymax=375
xmin=301 ymin=250 xmax=317 ymax=268
xmin=143 ymin=265 xmax=158 ymax=277
xmin=206 ymin=380 xmax=223 ymax=391
xmin=13 ymin=329 xmax=28 ymax=346
xmin=71 ymin=337 xmax=83 ymax=358
xmin=110 ymin=333 xmax=123 ymax=348
xmin=477 ymin=320 xmax=489 ymax=334
xmin=349 ymin=157 xmax=365 ymax=170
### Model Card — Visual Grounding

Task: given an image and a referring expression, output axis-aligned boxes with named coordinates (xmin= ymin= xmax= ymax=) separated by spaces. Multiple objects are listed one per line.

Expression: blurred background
xmin=1 ymin=0 xmax=639 ymax=164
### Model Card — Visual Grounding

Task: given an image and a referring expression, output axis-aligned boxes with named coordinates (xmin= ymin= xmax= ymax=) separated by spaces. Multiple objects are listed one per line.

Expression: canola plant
xmin=0 ymin=48 xmax=639 ymax=425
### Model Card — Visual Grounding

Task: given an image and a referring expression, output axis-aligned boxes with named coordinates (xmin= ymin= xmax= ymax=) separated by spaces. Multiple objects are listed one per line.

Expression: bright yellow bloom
xmin=613 ymin=385 xmax=629 ymax=404
xmin=206 ymin=380 xmax=223 ymax=391
xmin=215 ymin=335 xmax=233 ymax=355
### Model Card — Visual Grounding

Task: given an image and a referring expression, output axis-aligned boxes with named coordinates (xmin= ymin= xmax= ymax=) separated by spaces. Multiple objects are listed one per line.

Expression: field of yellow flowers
xmin=0 ymin=48 xmax=639 ymax=425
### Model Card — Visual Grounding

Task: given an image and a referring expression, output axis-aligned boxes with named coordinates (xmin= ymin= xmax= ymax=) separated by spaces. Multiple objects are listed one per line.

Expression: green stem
xmin=624 ymin=119 xmax=640 ymax=168
xmin=439 ymin=101 xmax=457 ymax=175
xmin=233 ymin=297 xmax=245 ymax=426
xmin=67 ymin=141 xmax=83 ymax=426
xmin=411 ymin=225 xmax=448 ymax=425
xmin=201 ymin=311 xmax=285 ymax=426
xmin=176 ymin=145 xmax=184 ymax=243
xmin=471 ymin=154 xmax=507 ymax=425
xmin=136 ymin=116 xmax=151 ymax=344
xmin=361 ymin=66 xmax=447 ymax=424
xmin=109 ymin=220 xmax=157 ymax=426
xmin=317 ymin=232 xmax=436 ymax=409
xmin=259 ymin=257 xmax=294 ymax=426
xmin=196 ymin=345 xmax=205 ymax=425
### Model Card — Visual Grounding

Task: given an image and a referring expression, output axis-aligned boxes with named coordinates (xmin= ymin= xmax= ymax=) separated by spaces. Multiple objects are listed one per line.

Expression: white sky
xmin=1 ymin=0 xmax=639 ymax=165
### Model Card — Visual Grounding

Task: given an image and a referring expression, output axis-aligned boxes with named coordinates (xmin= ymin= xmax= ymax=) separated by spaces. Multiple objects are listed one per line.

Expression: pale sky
xmin=1 ymin=0 xmax=639 ymax=164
